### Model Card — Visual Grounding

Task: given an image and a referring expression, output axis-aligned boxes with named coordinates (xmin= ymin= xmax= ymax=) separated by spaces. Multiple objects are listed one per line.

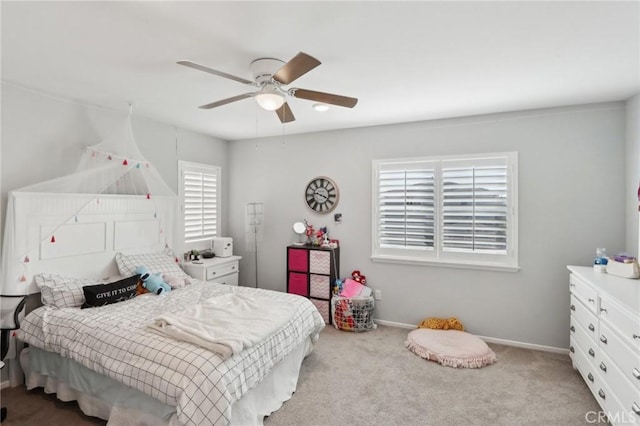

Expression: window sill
xmin=370 ymin=255 xmax=520 ymax=273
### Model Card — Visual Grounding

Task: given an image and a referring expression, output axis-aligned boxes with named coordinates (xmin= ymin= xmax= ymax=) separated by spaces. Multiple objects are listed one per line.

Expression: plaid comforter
xmin=19 ymin=282 xmax=324 ymax=425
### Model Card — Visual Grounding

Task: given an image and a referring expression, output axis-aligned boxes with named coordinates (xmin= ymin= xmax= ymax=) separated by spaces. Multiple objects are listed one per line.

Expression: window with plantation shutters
xmin=372 ymin=153 xmax=518 ymax=271
xmin=179 ymin=162 xmax=220 ymax=244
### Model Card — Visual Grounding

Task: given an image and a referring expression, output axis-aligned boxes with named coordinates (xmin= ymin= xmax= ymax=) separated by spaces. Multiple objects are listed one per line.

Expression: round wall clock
xmin=305 ymin=176 xmax=339 ymax=213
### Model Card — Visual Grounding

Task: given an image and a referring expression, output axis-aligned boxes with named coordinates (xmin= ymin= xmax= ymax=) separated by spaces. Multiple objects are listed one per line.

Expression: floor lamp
xmin=245 ymin=202 xmax=264 ymax=288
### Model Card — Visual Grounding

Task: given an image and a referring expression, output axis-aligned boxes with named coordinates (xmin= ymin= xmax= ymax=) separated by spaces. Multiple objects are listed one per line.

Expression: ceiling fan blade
xmin=290 ymin=88 xmax=358 ymax=108
xmin=198 ymin=93 xmax=255 ymax=109
xmin=177 ymin=60 xmax=254 ymax=85
xmin=275 ymin=102 xmax=295 ymax=123
xmin=272 ymin=52 xmax=321 ymax=85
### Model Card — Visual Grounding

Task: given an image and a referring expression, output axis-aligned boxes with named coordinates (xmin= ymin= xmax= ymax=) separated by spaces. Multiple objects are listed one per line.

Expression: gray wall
xmin=0 ymin=82 xmax=229 ymax=256
xmin=228 ymin=102 xmax=627 ymax=349
xmin=626 ymin=94 xmax=639 ymax=256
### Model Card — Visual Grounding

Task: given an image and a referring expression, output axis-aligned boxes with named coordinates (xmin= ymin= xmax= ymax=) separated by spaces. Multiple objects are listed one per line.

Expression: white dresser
xmin=568 ymin=266 xmax=640 ymax=425
xmin=183 ymin=256 xmax=242 ymax=286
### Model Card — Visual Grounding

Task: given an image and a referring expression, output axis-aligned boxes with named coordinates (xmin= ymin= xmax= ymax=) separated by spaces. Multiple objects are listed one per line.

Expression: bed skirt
xmin=20 ymin=339 xmax=313 ymax=425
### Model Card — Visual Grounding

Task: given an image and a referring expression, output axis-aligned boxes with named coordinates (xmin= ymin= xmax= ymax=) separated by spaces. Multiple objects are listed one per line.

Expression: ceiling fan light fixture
xmin=312 ymin=103 xmax=330 ymax=112
xmin=255 ymin=88 xmax=285 ymax=111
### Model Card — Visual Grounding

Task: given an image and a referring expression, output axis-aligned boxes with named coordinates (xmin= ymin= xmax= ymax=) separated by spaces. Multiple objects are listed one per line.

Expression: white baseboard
xmin=374 ymin=319 xmax=416 ymax=330
xmin=477 ymin=336 xmax=568 ymax=355
xmin=1 ymin=379 xmax=9 ymax=390
xmin=374 ymin=319 xmax=568 ymax=355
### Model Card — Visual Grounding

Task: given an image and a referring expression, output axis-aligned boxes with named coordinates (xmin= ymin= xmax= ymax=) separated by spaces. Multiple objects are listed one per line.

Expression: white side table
xmin=183 ymin=255 xmax=242 ymax=286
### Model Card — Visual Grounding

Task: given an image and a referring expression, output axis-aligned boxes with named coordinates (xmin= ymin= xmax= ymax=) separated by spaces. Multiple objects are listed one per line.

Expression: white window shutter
xmin=378 ymin=166 xmax=435 ymax=250
xmin=441 ymin=159 xmax=508 ymax=254
xmin=182 ymin=165 xmax=219 ymax=243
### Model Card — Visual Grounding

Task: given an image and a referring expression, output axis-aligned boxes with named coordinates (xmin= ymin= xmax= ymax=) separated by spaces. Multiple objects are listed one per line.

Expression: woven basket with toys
xmin=331 ymin=270 xmax=376 ymax=332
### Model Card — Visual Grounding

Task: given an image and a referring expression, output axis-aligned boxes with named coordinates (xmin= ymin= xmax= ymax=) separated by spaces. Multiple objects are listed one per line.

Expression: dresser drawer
xmin=206 ymin=262 xmax=238 ymax=281
xmin=570 ymin=317 xmax=598 ymax=368
xmin=600 ymin=295 xmax=640 ymax=351
xmin=597 ymin=349 xmax=640 ymax=424
xmin=593 ymin=376 xmax=631 ymax=426
xmin=599 ymin=321 xmax=640 ymax=393
xmin=570 ymin=274 xmax=598 ymax=314
xmin=571 ymin=336 xmax=600 ymax=395
xmin=571 ymin=294 xmax=598 ymax=340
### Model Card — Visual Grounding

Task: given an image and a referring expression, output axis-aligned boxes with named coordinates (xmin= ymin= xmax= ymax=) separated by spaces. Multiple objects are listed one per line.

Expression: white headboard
xmin=3 ymin=192 xmax=177 ymax=295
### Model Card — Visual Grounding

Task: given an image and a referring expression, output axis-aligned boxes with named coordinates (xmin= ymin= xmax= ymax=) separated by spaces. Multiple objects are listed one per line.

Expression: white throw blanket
xmin=147 ymin=292 xmax=296 ymax=359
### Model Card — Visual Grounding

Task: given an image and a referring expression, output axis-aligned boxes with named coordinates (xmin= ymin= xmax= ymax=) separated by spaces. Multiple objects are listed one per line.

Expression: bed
xmin=6 ymin=192 xmax=324 ymax=425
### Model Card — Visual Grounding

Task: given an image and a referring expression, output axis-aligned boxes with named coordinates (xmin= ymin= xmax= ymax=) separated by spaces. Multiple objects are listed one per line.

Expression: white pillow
xmin=35 ymin=274 xmax=104 ymax=308
xmin=115 ymin=250 xmax=188 ymax=279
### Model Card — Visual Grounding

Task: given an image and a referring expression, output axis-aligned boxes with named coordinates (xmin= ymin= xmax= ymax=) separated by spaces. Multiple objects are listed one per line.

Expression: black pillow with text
xmin=82 ymin=275 xmax=139 ymax=308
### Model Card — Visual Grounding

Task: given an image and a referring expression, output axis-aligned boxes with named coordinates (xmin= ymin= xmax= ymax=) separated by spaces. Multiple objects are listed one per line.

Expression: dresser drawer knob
xmin=632 ymin=402 xmax=640 ymax=416
xmin=588 ymin=348 xmax=595 ymax=357
xmin=588 ymin=324 xmax=595 ymax=332
xmin=633 ymin=334 xmax=640 ymax=340
xmin=570 ymin=283 xmax=576 ymax=288
xmin=599 ymin=362 xmax=607 ymax=373
xmin=569 ymin=346 xmax=574 ymax=353
xmin=570 ymin=304 xmax=576 ymax=311
xmin=633 ymin=368 xmax=640 ymax=380
xmin=598 ymin=389 xmax=605 ymax=400
xmin=600 ymin=308 xmax=607 ymax=313
xmin=587 ymin=373 xmax=594 ymax=383
xmin=588 ymin=298 xmax=595 ymax=303
xmin=599 ymin=335 xmax=608 ymax=344
xmin=570 ymin=325 xmax=576 ymax=332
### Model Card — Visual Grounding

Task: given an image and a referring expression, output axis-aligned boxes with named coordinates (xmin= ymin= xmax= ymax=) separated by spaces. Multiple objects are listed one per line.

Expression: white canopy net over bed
xmin=1 ymin=116 xmax=177 ymax=296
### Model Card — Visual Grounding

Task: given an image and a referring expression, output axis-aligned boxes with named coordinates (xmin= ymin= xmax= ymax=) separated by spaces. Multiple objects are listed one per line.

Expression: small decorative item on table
xmin=605 ymin=253 xmax=640 ymax=279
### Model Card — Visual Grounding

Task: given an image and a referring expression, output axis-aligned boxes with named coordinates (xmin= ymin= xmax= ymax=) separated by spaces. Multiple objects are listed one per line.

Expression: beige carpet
xmin=0 ymin=325 xmax=601 ymax=425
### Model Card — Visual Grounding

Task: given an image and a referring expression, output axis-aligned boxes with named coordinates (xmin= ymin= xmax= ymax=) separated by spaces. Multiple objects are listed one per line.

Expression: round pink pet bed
xmin=405 ymin=329 xmax=497 ymax=368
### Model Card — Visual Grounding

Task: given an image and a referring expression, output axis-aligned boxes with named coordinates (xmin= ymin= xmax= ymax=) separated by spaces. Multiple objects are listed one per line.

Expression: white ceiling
xmin=2 ymin=1 xmax=638 ymax=141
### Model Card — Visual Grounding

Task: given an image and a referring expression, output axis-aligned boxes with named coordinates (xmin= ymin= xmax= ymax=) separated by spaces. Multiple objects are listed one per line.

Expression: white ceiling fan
xmin=177 ymin=52 xmax=358 ymax=123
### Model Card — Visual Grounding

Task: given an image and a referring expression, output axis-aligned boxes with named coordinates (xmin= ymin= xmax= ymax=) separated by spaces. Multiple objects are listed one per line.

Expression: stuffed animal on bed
xmin=418 ymin=316 xmax=465 ymax=331
xmin=135 ymin=266 xmax=171 ymax=295
xmin=163 ymin=274 xmax=191 ymax=289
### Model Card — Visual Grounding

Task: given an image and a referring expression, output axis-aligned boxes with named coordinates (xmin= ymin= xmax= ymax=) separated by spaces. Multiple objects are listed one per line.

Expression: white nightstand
xmin=183 ymin=255 xmax=242 ymax=286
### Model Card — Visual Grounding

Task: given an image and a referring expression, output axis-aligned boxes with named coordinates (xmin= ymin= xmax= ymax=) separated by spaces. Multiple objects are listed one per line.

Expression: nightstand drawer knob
xmin=588 ymin=348 xmax=595 ymax=357
xmin=599 ymin=335 xmax=607 ymax=344
xmin=599 ymin=362 xmax=607 ymax=373
xmin=588 ymin=298 xmax=595 ymax=303
xmin=633 ymin=368 xmax=640 ymax=380
xmin=632 ymin=402 xmax=640 ymax=416
xmin=570 ymin=304 xmax=575 ymax=311
xmin=598 ymin=389 xmax=605 ymax=400
xmin=587 ymin=373 xmax=594 ymax=383
xmin=600 ymin=308 xmax=607 ymax=313
xmin=588 ymin=324 xmax=595 ymax=332
xmin=569 ymin=346 xmax=574 ymax=353
xmin=570 ymin=325 xmax=576 ymax=332
xmin=633 ymin=334 xmax=640 ymax=340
